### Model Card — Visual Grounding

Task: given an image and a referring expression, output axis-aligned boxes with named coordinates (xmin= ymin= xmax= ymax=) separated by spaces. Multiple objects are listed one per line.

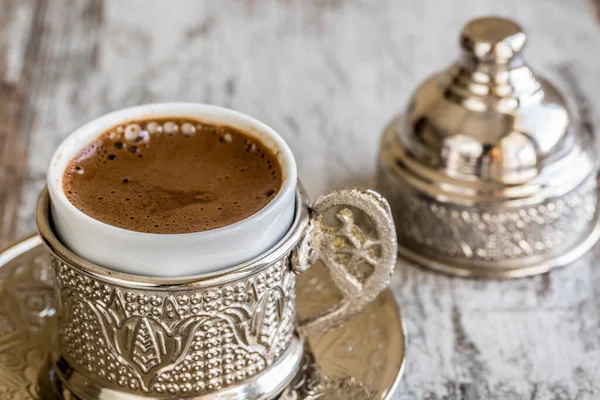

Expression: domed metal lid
xmin=390 ymin=16 xmax=596 ymax=204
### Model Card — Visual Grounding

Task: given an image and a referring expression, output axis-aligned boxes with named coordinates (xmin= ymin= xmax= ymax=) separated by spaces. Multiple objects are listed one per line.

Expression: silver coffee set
xmin=0 ymin=16 xmax=597 ymax=400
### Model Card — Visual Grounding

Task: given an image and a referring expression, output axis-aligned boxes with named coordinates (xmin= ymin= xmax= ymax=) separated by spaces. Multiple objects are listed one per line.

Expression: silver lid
xmin=377 ymin=17 xmax=600 ymax=277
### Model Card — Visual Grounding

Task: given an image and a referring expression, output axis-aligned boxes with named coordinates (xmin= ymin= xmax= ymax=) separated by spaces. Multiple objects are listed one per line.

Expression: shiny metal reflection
xmin=377 ymin=16 xmax=600 ymax=278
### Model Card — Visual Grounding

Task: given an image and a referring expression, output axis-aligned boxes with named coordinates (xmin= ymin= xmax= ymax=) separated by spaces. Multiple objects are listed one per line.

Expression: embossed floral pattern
xmin=54 ymin=258 xmax=296 ymax=396
xmin=380 ymin=171 xmax=598 ymax=262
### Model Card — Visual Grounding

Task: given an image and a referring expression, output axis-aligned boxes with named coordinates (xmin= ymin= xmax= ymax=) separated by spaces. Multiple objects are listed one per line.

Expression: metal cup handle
xmin=292 ymin=188 xmax=397 ymax=337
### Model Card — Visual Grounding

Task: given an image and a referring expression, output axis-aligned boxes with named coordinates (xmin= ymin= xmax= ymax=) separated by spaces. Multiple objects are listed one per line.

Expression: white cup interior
xmin=46 ymin=103 xmax=297 ymax=276
xmin=48 ymin=103 xmax=297 ymax=237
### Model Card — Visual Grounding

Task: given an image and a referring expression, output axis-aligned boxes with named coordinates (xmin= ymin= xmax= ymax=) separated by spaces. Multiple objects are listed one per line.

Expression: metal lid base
xmin=397 ymin=212 xmax=600 ymax=279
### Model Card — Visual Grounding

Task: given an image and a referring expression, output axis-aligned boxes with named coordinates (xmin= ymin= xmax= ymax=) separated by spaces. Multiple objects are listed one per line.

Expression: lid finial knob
xmin=460 ymin=16 xmax=526 ymax=63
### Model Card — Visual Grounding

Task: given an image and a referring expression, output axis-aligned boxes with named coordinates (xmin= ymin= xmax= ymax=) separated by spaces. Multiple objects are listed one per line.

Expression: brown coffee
xmin=63 ymin=118 xmax=282 ymax=234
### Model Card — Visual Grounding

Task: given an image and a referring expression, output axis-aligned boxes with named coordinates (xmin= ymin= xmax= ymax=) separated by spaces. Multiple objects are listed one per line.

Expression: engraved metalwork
xmin=295 ymin=189 xmax=397 ymax=337
xmin=0 ymin=235 xmax=405 ymax=400
xmin=36 ymin=184 xmax=398 ymax=399
xmin=279 ymin=344 xmax=377 ymax=400
xmin=54 ymin=259 xmax=296 ymax=395
xmin=381 ymin=171 xmax=597 ymax=262
xmin=376 ymin=16 xmax=600 ymax=277
xmin=0 ymin=236 xmax=56 ymax=399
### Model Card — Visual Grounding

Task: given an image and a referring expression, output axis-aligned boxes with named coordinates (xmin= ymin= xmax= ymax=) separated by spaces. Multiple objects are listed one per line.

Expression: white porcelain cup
xmin=47 ymin=103 xmax=297 ymax=276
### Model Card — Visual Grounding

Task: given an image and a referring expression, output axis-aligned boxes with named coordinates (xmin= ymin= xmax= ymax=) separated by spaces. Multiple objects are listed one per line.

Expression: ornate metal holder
xmin=0 ymin=235 xmax=405 ymax=400
xmin=377 ymin=16 xmax=600 ymax=278
xmin=36 ymin=185 xmax=397 ymax=399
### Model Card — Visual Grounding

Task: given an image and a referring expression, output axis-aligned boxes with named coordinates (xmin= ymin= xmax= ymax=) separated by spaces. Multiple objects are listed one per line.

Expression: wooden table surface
xmin=2 ymin=1 xmax=600 ymax=399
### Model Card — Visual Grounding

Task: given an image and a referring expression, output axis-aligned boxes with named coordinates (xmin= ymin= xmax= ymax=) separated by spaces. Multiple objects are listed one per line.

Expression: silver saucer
xmin=0 ymin=234 xmax=406 ymax=399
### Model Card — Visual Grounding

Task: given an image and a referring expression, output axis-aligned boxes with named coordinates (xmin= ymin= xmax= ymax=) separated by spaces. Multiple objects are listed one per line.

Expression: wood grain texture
xmin=0 ymin=0 xmax=39 ymax=245
xmin=3 ymin=0 xmax=600 ymax=398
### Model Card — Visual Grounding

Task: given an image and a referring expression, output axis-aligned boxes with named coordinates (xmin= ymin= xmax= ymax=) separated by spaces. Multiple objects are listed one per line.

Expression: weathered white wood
xmin=3 ymin=0 xmax=600 ymax=398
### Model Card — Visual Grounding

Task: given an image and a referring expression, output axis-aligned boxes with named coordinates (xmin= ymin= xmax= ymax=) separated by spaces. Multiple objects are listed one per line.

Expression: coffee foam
xmin=63 ymin=119 xmax=282 ymax=234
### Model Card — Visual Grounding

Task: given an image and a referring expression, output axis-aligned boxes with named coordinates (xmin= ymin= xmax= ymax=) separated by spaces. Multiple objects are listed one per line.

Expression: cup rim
xmin=46 ymin=103 xmax=298 ymax=239
xmin=37 ymin=186 xmax=310 ymax=287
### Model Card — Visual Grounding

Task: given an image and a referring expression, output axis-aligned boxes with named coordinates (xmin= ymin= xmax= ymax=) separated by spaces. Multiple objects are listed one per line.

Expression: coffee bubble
xmin=181 ymin=122 xmax=196 ymax=137
xmin=125 ymin=124 xmax=143 ymax=142
xmin=146 ymin=122 xmax=161 ymax=134
xmin=164 ymin=121 xmax=178 ymax=135
xmin=219 ymin=133 xmax=232 ymax=143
